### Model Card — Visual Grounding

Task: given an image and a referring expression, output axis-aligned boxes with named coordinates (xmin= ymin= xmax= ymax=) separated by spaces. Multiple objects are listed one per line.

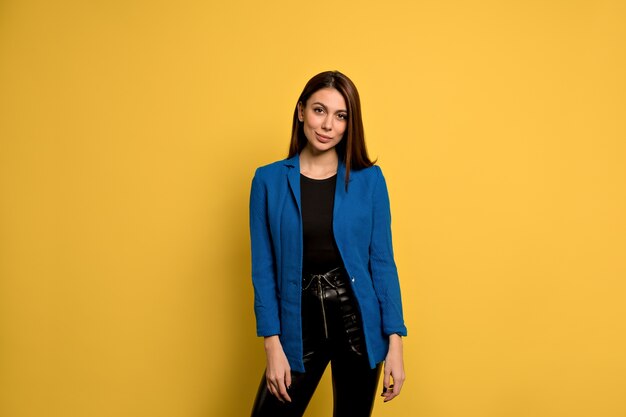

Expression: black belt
xmin=302 ymin=267 xmax=346 ymax=291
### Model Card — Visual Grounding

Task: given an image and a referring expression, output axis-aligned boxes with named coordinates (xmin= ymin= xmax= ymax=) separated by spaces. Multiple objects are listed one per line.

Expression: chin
xmin=312 ymin=144 xmax=338 ymax=154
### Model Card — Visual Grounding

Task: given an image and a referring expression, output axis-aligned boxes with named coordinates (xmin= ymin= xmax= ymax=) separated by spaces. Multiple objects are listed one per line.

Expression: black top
xmin=300 ymin=174 xmax=342 ymax=274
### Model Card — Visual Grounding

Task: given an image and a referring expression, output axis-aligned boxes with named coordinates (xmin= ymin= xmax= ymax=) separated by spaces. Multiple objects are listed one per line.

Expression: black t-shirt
xmin=300 ymin=174 xmax=343 ymax=274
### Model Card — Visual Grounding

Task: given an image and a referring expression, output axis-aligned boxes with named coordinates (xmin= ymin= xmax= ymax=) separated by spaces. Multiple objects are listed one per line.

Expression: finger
xmin=382 ymin=366 xmax=391 ymax=389
xmin=383 ymin=391 xmax=396 ymax=403
xmin=266 ymin=374 xmax=286 ymax=403
xmin=383 ymin=388 xmax=397 ymax=402
xmin=276 ymin=377 xmax=292 ymax=403
xmin=393 ymin=375 xmax=405 ymax=396
xmin=285 ymin=369 xmax=292 ymax=390
xmin=267 ymin=381 xmax=283 ymax=403
xmin=382 ymin=384 xmax=395 ymax=401
xmin=381 ymin=384 xmax=393 ymax=394
xmin=384 ymin=374 xmax=406 ymax=402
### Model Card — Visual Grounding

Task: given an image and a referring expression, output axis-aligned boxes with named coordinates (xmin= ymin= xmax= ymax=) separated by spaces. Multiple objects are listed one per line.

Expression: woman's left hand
xmin=382 ymin=334 xmax=405 ymax=402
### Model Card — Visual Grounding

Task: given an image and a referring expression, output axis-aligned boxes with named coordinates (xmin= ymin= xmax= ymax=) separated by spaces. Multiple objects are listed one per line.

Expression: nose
xmin=321 ymin=114 xmax=332 ymax=131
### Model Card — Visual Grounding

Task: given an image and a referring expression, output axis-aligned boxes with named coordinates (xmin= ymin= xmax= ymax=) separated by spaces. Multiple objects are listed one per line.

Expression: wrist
xmin=264 ymin=335 xmax=281 ymax=350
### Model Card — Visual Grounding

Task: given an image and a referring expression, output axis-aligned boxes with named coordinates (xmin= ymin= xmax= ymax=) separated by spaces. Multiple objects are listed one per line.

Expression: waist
xmin=302 ymin=266 xmax=348 ymax=291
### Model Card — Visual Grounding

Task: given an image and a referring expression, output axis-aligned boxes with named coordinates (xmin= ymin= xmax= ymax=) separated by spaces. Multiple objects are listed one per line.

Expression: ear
xmin=297 ymin=102 xmax=304 ymax=122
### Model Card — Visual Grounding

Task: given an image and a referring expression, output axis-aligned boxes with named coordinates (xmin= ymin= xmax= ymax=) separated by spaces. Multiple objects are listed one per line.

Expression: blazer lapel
xmin=285 ymin=155 xmax=301 ymax=212
xmin=286 ymin=155 xmax=349 ymax=217
xmin=333 ymin=161 xmax=347 ymax=223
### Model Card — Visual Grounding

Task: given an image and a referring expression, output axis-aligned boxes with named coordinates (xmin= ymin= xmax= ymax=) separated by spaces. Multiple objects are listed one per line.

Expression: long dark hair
xmin=288 ymin=71 xmax=374 ymax=187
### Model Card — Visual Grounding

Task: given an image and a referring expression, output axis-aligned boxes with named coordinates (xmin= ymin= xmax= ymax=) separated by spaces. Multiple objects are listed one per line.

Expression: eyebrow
xmin=312 ymin=102 xmax=348 ymax=113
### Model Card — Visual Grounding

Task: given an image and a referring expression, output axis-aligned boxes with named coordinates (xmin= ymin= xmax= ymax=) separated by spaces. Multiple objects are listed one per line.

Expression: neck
xmin=299 ymin=146 xmax=339 ymax=179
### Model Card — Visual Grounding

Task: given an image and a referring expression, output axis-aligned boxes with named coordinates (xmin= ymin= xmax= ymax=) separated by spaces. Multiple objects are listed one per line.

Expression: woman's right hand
xmin=264 ymin=335 xmax=292 ymax=403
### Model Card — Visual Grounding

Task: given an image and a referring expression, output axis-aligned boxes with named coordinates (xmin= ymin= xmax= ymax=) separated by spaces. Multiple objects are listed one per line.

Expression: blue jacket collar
xmin=285 ymin=155 xmax=301 ymax=211
xmin=285 ymin=154 xmax=349 ymax=215
xmin=283 ymin=154 xmax=349 ymax=181
xmin=283 ymin=154 xmax=299 ymax=168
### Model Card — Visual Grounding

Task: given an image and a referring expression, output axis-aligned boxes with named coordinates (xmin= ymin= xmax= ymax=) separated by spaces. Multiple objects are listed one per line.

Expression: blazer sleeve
xmin=249 ymin=171 xmax=281 ymax=336
xmin=369 ymin=166 xmax=408 ymax=336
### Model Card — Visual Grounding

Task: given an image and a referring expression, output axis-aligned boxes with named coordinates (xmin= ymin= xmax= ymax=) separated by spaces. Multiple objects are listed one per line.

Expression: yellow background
xmin=1 ymin=1 xmax=625 ymax=416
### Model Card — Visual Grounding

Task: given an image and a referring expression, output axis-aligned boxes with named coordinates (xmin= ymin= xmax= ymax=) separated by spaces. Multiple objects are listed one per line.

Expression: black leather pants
xmin=251 ymin=267 xmax=382 ymax=417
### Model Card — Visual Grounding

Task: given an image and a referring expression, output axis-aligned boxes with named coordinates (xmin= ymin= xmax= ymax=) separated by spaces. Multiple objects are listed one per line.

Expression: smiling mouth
xmin=315 ymin=132 xmax=332 ymax=141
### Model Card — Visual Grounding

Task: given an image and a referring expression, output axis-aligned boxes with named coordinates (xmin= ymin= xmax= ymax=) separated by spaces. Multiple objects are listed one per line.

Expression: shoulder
xmin=348 ymin=165 xmax=391 ymax=201
xmin=350 ymin=164 xmax=384 ymax=183
xmin=255 ymin=158 xmax=289 ymax=174
xmin=253 ymin=158 xmax=292 ymax=181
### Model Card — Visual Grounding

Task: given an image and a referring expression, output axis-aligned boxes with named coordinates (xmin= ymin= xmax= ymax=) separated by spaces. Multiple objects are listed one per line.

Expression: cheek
xmin=304 ymin=114 xmax=320 ymax=128
xmin=302 ymin=119 xmax=317 ymax=141
xmin=337 ymin=122 xmax=347 ymax=136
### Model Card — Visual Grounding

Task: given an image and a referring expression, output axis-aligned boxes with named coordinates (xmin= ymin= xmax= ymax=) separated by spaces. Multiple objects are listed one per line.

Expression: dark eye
xmin=313 ymin=107 xmax=324 ymax=114
xmin=337 ymin=113 xmax=348 ymax=120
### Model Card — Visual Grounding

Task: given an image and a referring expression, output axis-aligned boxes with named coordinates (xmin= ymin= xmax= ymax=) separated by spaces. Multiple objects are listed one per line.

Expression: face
xmin=298 ymin=87 xmax=348 ymax=155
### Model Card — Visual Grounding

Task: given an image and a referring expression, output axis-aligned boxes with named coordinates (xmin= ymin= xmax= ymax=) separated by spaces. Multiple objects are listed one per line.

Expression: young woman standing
xmin=249 ymin=71 xmax=407 ymax=417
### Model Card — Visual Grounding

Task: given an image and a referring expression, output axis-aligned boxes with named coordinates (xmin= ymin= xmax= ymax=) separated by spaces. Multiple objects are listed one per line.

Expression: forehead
xmin=306 ymin=88 xmax=346 ymax=109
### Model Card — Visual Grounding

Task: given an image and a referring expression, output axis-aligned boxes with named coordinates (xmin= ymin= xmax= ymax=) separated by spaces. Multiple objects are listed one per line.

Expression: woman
xmin=249 ymin=70 xmax=407 ymax=417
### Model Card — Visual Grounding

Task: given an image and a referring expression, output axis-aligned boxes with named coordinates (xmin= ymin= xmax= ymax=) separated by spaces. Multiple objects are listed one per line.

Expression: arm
xmin=369 ymin=166 xmax=407 ymax=401
xmin=263 ymin=336 xmax=292 ymax=403
xmin=249 ymin=172 xmax=281 ymax=336
xmin=382 ymin=334 xmax=405 ymax=402
xmin=249 ymin=172 xmax=291 ymax=402
xmin=369 ymin=166 xmax=407 ymax=336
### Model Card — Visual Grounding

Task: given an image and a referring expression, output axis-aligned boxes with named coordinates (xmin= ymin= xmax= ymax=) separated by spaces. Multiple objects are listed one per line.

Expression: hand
xmin=382 ymin=334 xmax=405 ymax=402
xmin=264 ymin=335 xmax=292 ymax=403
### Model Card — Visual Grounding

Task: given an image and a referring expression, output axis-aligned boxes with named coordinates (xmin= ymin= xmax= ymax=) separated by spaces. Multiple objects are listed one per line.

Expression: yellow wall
xmin=1 ymin=1 xmax=625 ymax=416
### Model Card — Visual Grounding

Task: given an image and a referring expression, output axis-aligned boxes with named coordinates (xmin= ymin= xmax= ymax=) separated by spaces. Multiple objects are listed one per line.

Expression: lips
xmin=315 ymin=132 xmax=333 ymax=143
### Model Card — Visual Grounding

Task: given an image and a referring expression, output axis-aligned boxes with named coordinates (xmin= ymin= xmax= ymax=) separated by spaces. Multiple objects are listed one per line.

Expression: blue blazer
xmin=249 ymin=154 xmax=407 ymax=372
